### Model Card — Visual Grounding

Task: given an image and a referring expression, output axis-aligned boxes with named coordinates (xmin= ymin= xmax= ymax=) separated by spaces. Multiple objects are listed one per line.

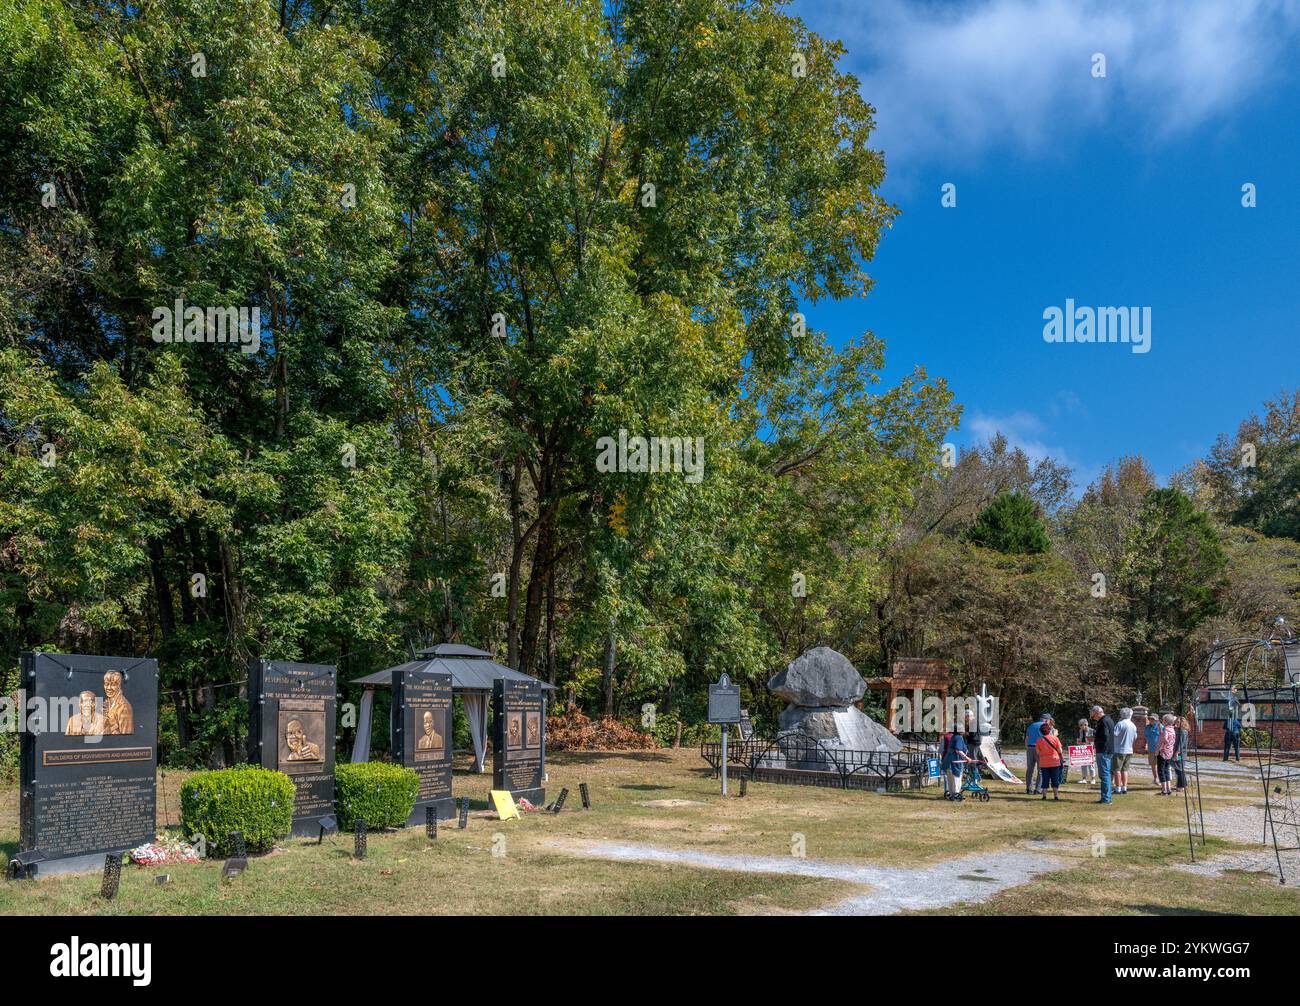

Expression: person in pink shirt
xmin=1156 ymin=713 xmax=1177 ymax=796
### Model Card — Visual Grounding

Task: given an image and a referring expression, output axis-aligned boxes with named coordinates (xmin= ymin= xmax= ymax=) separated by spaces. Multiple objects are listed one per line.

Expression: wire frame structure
xmin=1186 ymin=617 xmax=1300 ymax=883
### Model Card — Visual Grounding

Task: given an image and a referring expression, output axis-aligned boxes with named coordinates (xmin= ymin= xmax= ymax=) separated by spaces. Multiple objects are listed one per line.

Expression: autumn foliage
xmin=546 ymin=708 xmax=658 ymax=752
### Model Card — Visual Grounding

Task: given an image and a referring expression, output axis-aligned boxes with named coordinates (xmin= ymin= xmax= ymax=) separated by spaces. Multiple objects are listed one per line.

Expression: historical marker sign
xmin=492 ymin=677 xmax=545 ymax=806
xmin=392 ymin=667 xmax=454 ymax=825
xmin=16 ymin=652 xmax=159 ymax=877
xmin=708 ymin=675 xmax=741 ymax=724
xmin=708 ymin=674 xmax=741 ymax=796
xmin=249 ymin=659 xmax=337 ymax=838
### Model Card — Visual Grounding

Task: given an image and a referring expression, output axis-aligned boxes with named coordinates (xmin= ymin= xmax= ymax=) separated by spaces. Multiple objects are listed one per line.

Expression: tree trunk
xmin=520 ymin=508 xmax=555 ymax=676
xmin=601 ymin=620 xmax=616 ymax=716
xmin=506 ymin=457 xmax=525 ymax=668
xmin=148 ymin=538 xmax=187 ymax=749
xmin=545 ymin=564 xmax=557 ymax=684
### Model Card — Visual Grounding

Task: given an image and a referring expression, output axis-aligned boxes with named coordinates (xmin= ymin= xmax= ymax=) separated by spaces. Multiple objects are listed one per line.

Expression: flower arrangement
xmin=129 ymin=834 xmax=201 ymax=866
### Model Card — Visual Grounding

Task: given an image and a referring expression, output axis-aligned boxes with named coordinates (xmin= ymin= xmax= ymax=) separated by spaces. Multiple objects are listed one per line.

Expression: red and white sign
xmin=1068 ymin=744 xmax=1095 ymax=767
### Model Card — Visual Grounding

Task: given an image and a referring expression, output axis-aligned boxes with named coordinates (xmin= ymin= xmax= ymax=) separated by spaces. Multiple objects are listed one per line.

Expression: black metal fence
xmin=700 ymin=732 xmax=930 ymax=792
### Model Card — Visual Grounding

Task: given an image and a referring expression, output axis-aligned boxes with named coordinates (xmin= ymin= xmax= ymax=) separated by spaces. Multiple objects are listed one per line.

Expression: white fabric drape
xmin=351 ymin=687 xmax=375 ymax=763
xmin=463 ymin=691 xmax=489 ymax=773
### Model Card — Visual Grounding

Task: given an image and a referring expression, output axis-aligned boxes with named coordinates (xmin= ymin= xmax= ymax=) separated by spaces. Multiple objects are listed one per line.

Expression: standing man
xmin=1223 ymin=711 xmax=1242 ymax=762
xmin=1025 ymin=712 xmax=1047 ymax=795
xmin=1090 ymin=705 xmax=1116 ymax=804
xmin=1144 ymin=712 xmax=1163 ymax=783
xmin=1113 ymin=707 xmax=1137 ymax=795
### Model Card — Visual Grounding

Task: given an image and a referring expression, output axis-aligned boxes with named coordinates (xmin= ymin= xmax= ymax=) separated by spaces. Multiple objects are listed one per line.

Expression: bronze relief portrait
xmin=65 ymin=671 xmax=134 ymax=736
xmin=525 ymin=711 xmax=540 ymax=749
xmin=280 ymin=710 xmax=325 ymax=765
xmin=506 ymin=712 xmax=523 ymax=750
xmin=416 ymin=709 xmax=445 ymax=754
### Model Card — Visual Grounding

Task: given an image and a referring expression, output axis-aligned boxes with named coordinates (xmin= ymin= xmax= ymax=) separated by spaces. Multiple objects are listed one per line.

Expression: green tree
xmin=965 ymin=491 xmax=1051 ymax=555
xmin=1119 ymin=488 xmax=1228 ymax=704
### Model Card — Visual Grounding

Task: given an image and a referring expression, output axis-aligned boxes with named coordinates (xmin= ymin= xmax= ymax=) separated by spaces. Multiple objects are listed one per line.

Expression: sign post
xmin=707 ymin=674 xmax=742 ymax=797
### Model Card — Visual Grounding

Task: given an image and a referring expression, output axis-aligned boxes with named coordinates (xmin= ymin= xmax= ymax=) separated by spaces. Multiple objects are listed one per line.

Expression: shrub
xmin=179 ymin=765 xmax=295 ymax=856
xmin=335 ymin=762 xmax=419 ymax=830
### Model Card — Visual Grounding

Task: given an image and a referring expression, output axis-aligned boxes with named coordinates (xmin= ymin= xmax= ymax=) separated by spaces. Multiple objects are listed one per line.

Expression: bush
xmin=179 ymin=765 xmax=295 ymax=856
xmin=335 ymin=762 xmax=419 ymax=830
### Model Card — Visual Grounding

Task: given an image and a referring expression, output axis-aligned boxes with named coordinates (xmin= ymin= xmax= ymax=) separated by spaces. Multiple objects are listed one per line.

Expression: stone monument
xmin=248 ymin=659 xmax=337 ymax=837
xmin=768 ymin=647 xmax=900 ymax=753
xmin=13 ymin=652 xmax=159 ymax=878
xmin=392 ymin=667 xmax=455 ymax=824
xmin=492 ymin=677 xmax=545 ymax=806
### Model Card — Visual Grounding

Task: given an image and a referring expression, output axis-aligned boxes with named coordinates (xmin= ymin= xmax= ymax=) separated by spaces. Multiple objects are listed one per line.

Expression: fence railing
xmin=700 ymin=731 xmax=930 ymax=791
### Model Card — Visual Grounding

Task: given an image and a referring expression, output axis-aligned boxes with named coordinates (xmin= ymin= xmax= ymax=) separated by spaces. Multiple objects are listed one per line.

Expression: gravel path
xmin=553 ymin=840 xmax=1067 ymax=915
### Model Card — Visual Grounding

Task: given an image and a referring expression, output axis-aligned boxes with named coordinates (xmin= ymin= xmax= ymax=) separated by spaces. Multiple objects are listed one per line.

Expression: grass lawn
xmin=1 ymin=748 xmax=1296 ymax=915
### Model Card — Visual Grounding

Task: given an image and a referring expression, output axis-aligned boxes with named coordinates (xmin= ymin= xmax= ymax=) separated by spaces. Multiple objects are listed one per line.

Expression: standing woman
xmin=1156 ymin=714 xmax=1177 ymax=796
xmin=1075 ymin=718 xmax=1096 ymax=786
xmin=1174 ymin=715 xmax=1190 ymax=790
xmin=1035 ymin=724 xmax=1065 ymax=801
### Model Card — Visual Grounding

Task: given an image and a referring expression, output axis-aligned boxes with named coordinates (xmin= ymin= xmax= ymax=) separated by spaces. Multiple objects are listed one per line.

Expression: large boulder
xmin=768 ymin=646 xmax=866 ymax=707
xmin=778 ymin=705 xmax=902 ymax=753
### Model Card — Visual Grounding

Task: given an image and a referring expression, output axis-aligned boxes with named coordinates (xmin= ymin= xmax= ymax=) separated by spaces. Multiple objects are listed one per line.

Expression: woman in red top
xmin=1035 ymin=726 xmax=1065 ymax=801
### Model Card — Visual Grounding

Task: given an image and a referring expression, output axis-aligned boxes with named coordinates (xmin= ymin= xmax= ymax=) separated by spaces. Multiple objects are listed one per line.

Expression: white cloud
xmin=966 ymin=409 xmax=1064 ymax=463
xmin=810 ymin=0 xmax=1300 ymax=167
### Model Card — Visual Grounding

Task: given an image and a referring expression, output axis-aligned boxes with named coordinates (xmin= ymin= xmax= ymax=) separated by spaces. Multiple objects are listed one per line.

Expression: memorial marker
xmin=100 ymin=854 xmax=121 ymax=900
xmin=15 ymin=652 xmax=160 ymax=878
xmin=708 ymin=673 xmax=741 ymax=796
xmin=392 ymin=667 xmax=454 ymax=825
xmin=492 ymin=677 xmax=545 ymax=806
xmin=550 ymin=787 xmax=569 ymax=814
xmin=458 ymin=797 xmax=470 ymax=829
xmin=248 ymin=659 xmax=337 ymax=838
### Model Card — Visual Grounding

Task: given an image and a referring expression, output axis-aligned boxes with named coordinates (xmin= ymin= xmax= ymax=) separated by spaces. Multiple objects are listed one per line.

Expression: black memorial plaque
xmin=249 ymin=659 xmax=337 ymax=838
xmin=16 ymin=652 xmax=160 ymax=877
xmin=492 ymin=678 xmax=545 ymax=805
xmin=392 ymin=667 xmax=454 ymax=825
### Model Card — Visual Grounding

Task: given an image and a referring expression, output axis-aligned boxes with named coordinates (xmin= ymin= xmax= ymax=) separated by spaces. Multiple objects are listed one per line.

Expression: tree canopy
xmin=1 ymin=0 xmax=1296 ymax=765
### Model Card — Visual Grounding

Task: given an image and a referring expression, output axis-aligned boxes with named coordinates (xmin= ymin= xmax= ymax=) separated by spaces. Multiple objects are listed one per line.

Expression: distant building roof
xmin=351 ymin=647 xmax=556 ymax=692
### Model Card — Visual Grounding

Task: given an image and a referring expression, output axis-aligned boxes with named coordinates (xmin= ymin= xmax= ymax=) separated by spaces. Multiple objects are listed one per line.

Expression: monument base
xmin=406 ymin=797 xmax=456 ymax=827
xmin=290 ymin=815 xmax=338 ymax=839
xmin=8 ymin=849 xmax=123 ymax=879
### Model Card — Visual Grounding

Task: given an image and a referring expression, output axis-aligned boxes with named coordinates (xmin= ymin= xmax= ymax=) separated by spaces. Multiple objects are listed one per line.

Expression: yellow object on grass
xmin=491 ymin=790 xmax=520 ymax=820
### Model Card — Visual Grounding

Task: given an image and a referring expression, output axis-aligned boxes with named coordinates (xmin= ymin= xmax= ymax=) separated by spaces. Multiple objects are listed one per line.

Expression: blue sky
xmin=791 ymin=0 xmax=1300 ymax=490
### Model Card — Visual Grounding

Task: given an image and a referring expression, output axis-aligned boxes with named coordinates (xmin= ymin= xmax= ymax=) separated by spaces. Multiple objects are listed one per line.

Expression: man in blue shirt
xmin=1143 ymin=713 xmax=1162 ymax=784
xmin=1223 ymin=713 xmax=1242 ymax=762
xmin=1025 ymin=714 xmax=1048 ymax=795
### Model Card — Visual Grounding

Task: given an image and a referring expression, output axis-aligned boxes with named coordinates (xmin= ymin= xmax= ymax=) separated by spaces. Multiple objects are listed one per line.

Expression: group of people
xmin=1024 ymin=706 xmax=1191 ymax=804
